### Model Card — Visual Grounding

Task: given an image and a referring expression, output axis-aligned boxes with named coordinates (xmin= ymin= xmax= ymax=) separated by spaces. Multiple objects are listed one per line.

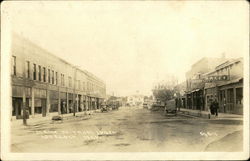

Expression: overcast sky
xmin=4 ymin=1 xmax=248 ymax=96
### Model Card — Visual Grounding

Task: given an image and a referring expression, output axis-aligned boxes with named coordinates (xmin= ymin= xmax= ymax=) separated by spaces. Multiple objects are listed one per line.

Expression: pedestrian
xmin=209 ymin=100 xmax=215 ymax=116
xmin=214 ymin=99 xmax=219 ymax=117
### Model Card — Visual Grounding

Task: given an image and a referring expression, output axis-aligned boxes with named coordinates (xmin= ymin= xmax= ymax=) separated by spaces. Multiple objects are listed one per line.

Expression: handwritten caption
xmin=200 ymin=131 xmax=218 ymax=137
xmin=35 ymin=130 xmax=117 ymax=140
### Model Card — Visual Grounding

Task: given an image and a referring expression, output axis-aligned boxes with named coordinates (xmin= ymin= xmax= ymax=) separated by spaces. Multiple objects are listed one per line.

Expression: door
xmin=41 ymin=99 xmax=47 ymax=117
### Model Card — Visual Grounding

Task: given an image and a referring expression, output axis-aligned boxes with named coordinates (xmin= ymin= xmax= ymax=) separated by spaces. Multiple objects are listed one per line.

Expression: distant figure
xmin=209 ymin=101 xmax=215 ymax=116
xmin=223 ymin=98 xmax=226 ymax=113
xmin=213 ymin=99 xmax=219 ymax=117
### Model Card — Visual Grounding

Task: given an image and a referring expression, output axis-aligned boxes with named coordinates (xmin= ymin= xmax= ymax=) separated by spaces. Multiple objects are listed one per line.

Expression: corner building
xmin=11 ymin=34 xmax=106 ymax=119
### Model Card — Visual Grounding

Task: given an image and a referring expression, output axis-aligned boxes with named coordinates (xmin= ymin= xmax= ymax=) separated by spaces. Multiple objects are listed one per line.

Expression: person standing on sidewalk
xmin=214 ymin=99 xmax=219 ymax=117
xmin=209 ymin=99 xmax=215 ymax=116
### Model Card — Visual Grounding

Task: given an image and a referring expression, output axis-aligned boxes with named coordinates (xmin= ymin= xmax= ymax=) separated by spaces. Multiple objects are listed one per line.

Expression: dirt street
xmin=11 ymin=106 xmax=243 ymax=152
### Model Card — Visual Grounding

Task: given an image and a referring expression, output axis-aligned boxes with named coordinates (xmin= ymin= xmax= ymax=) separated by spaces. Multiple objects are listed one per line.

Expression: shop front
xmin=218 ymin=78 xmax=243 ymax=114
xmin=12 ymin=86 xmax=31 ymax=119
xmin=60 ymin=92 xmax=67 ymax=114
xmin=49 ymin=90 xmax=59 ymax=114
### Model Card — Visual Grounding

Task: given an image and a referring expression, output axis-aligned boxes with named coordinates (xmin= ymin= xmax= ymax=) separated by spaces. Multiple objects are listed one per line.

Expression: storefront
xmin=204 ymin=83 xmax=218 ymax=111
xmin=218 ymin=78 xmax=243 ymax=114
xmin=49 ymin=90 xmax=58 ymax=113
xmin=68 ymin=93 xmax=73 ymax=113
xmin=12 ymin=86 xmax=31 ymax=119
xmin=60 ymin=92 xmax=67 ymax=114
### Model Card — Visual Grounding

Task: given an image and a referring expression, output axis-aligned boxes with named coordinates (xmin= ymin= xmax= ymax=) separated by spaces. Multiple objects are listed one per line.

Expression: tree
xmin=152 ymin=88 xmax=176 ymax=102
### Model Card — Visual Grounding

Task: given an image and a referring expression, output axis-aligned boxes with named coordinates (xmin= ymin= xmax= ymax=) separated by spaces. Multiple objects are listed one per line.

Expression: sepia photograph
xmin=1 ymin=0 xmax=249 ymax=160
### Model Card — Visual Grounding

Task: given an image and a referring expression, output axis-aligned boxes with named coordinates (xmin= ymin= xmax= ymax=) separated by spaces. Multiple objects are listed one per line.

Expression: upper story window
xmin=78 ymin=80 xmax=81 ymax=89
xmin=55 ymin=72 xmax=58 ymax=85
xmin=38 ymin=65 xmax=41 ymax=81
xmin=83 ymin=82 xmax=85 ymax=91
xmin=48 ymin=69 xmax=51 ymax=83
xmin=26 ymin=61 xmax=30 ymax=78
xmin=68 ymin=76 xmax=72 ymax=87
xmin=52 ymin=70 xmax=54 ymax=84
xmin=61 ymin=74 xmax=65 ymax=86
xmin=12 ymin=56 xmax=16 ymax=76
xmin=43 ymin=67 xmax=46 ymax=82
xmin=33 ymin=64 xmax=36 ymax=80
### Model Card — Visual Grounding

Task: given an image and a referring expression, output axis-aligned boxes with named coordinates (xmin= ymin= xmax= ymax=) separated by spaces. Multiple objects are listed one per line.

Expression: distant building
xmin=127 ymin=94 xmax=144 ymax=106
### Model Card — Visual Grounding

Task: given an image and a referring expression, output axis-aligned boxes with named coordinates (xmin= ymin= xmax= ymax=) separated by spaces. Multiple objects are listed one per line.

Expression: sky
xmin=3 ymin=1 xmax=248 ymax=96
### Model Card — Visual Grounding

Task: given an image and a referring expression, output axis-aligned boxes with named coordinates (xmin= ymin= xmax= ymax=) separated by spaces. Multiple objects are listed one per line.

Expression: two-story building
xmin=11 ymin=33 xmax=106 ymax=119
xmin=203 ymin=58 xmax=243 ymax=114
xmin=185 ymin=57 xmax=228 ymax=110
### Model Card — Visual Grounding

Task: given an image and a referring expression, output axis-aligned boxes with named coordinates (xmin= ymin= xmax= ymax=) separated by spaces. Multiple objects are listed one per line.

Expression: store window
xmin=236 ymin=88 xmax=243 ymax=105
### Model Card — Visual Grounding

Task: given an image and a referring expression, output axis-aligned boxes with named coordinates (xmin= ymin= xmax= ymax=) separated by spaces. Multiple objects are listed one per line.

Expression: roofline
xmin=12 ymin=32 xmax=105 ymax=85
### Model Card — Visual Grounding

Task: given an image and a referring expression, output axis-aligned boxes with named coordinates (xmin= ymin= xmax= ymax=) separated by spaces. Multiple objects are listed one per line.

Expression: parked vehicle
xmin=165 ymin=99 xmax=177 ymax=115
xmin=101 ymin=103 xmax=108 ymax=112
xmin=143 ymin=102 xmax=148 ymax=108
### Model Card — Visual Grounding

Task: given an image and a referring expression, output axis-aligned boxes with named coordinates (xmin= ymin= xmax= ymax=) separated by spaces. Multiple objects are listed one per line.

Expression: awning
xmin=217 ymin=77 xmax=243 ymax=87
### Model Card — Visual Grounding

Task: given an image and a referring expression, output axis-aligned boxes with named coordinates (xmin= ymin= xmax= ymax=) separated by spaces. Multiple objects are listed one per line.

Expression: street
xmin=11 ymin=106 xmax=243 ymax=152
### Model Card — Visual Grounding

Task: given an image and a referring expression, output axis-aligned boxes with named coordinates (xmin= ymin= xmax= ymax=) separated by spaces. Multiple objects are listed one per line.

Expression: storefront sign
xmin=203 ymin=75 xmax=228 ymax=82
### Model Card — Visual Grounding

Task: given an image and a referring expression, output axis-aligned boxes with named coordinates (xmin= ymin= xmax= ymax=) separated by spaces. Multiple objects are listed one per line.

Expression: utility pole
xmin=22 ymin=88 xmax=27 ymax=125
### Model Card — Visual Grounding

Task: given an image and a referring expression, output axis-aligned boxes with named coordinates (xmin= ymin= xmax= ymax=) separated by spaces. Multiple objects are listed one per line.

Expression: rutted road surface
xmin=11 ymin=106 xmax=243 ymax=152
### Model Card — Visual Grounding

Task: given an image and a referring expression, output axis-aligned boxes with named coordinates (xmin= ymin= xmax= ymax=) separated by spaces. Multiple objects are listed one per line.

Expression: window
xmin=68 ymin=76 xmax=72 ymax=87
xmin=61 ymin=74 xmax=65 ymax=86
xmin=236 ymin=88 xmax=243 ymax=105
xmin=83 ymin=82 xmax=85 ymax=91
xmin=38 ymin=65 xmax=41 ymax=81
xmin=12 ymin=56 xmax=16 ymax=75
xmin=26 ymin=61 xmax=30 ymax=78
xmin=43 ymin=67 xmax=46 ymax=82
xmin=48 ymin=69 xmax=50 ymax=83
xmin=78 ymin=80 xmax=81 ymax=89
xmin=33 ymin=64 xmax=36 ymax=80
xmin=55 ymin=72 xmax=58 ymax=85
xmin=52 ymin=70 xmax=54 ymax=84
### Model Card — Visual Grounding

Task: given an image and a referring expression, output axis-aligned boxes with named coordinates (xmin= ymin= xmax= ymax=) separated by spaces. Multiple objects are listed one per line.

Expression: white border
xmin=1 ymin=1 xmax=249 ymax=160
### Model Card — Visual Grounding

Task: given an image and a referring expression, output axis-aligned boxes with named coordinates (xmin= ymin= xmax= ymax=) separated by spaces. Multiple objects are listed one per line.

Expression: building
xmin=184 ymin=56 xmax=243 ymax=115
xmin=203 ymin=58 xmax=243 ymax=114
xmin=127 ymin=94 xmax=144 ymax=107
xmin=11 ymin=33 xmax=106 ymax=119
xmin=185 ymin=57 xmax=229 ymax=110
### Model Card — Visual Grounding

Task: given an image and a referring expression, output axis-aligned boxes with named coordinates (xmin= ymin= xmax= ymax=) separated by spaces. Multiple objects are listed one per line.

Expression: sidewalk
xmin=179 ymin=108 xmax=243 ymax=120
xmin=11 ymin=110 xmax=101 ymax=126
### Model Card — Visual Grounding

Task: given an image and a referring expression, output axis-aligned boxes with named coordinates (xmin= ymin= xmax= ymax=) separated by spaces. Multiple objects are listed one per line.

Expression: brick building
xmin=11 ymin=34 xmax=106 ymax=119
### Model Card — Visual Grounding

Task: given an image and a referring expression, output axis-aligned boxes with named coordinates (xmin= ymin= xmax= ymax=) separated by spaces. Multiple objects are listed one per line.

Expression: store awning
xmin=217 ymin=77 xmax=243 ymax=87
